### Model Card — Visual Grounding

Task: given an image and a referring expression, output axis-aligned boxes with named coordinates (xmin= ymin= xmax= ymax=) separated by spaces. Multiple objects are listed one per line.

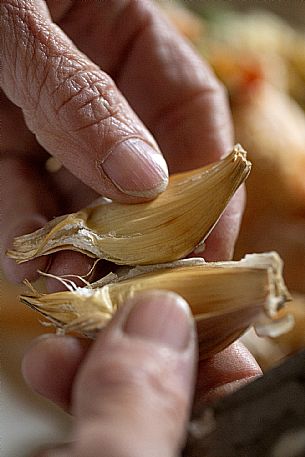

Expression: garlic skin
xmin=8 ymin=143 xmax=293 ymax=358
xmin=20 ymin=253 xmax=292 ymax=360
xmin=8 ymin=145 xmax=251 ymax=266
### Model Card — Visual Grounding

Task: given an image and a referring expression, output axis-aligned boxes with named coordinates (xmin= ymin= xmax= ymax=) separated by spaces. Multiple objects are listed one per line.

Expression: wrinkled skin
xmin=0 ymin=1 xmax=260 ymax=456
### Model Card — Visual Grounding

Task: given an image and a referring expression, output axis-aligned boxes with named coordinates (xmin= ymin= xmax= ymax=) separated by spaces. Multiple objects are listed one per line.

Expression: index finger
xmin=54 ymin=0 xmax=234 ymax=172
xmin=0 ymin=0 xmax=169 ymax=202
xmin=55 ymin=0 xmax=240 ymax=260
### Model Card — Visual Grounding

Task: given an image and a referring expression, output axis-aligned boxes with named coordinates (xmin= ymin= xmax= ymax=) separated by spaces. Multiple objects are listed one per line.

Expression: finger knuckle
xmin=51 ymin=68 xmax=121 ymax=132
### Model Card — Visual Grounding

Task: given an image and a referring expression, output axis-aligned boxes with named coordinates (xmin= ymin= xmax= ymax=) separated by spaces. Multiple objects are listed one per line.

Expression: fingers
xmin=202 ymin=186 xmax=246 ymax=261
xmin=0 ymin=156 xmax=57 ymax=281
xmin=22 ymin=336 xmax=91 ymax=410
xmin=0 ymin=154 xmax=94 ymax=285
xmin=0 ymin=88 xmax=51 ymax=280
xmin=48 ymin=166 xmax=98 ymax=213
xmin=1 ymin=0 xmax=241 ymax=266
xmin=0 ymin=93 xmax=100 ymax=282
xmin=0 ymin=155 xmax=101 ymax=286
xmin=22 ymin=293 xmax=262 ymax=457
xmin=57 ymin=0 xmax=233 ymax=171
xmin=0 ymin=0 xmax=168 ymax=201
xmin=195 ymin=341 xmax=262 ymax=408
xmin=23 ymin=291 xmax=196 ymax=457
xmin=56 ymin=0 xmax=241 ymax=260
xmin=22 ymin=333 xmax=261 ymax=416
xmin=45 ymin=251 xmax=95 ymax=292
xmin=0 ymin=89 xmax=44 ymax=159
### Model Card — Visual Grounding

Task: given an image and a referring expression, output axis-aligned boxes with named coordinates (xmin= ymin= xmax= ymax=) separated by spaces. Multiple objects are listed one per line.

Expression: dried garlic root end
xmin=20 ymin=252 xmax=292 ymax=360
xmin=7 ymin=145 xmax=251 ymax=266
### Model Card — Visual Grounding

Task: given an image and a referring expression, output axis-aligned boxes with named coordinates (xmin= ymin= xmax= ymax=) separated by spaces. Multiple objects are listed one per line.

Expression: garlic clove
xmin=20 ymin=252 xmax=292 ymax=359
xmin=8 ymin=145 xmax=251 ymax=266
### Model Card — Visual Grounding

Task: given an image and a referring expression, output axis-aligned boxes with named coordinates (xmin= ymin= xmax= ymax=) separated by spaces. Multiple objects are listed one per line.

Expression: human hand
xmin=22 ymin=291 xmax=261 ymax=457
xmin=0 ymin=0 xmax=244 ymax=287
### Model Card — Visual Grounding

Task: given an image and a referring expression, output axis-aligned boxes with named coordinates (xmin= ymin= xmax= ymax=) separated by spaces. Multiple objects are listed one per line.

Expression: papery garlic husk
xmin=8 ymin=145 xmax=251 ymax=266
xmin=20 ymin=252 xmax=293 ymax=360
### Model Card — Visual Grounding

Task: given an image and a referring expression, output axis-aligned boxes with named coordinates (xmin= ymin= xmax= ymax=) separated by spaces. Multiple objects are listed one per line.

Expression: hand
xmin=22 ymin=291 xmax=261 ymax=457
xmin=1 ymin=3 xmax=256 ymax=455
xmin=0 ymin=0 xmax=244 ymax=287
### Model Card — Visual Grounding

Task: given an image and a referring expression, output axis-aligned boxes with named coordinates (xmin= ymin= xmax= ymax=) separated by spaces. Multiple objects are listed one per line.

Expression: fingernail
xmin=124 ymin=291 xmax=192 ymax=351
xmin=25 ymin=333 xmax=55 ymax=348
xmin=101 ymin=138 xmax=168 ymax=197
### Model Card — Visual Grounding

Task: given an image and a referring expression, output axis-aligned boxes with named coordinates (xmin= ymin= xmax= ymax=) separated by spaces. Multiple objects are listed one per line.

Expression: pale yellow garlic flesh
xmin=7 ymin=145 xmax=251 ymax=266
xmin=9 ymin=144 xmax=293 ymax=358
xmin=20 ymin=253 xmax=293 ymax=360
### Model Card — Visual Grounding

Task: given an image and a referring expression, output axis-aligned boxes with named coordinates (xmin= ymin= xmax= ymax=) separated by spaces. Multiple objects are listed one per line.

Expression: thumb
xmin=0 ymin=0 xmax=168 ymax=201
xmin=45 ymin=291 xmax=195 ymax=457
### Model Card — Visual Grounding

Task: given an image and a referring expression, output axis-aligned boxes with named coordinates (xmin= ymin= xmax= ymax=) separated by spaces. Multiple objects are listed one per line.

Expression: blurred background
xmin=1 ymin=279 xmax=72 ymax=457
xmin=2 ymin=1 xmax=305 ymax=455
xmin=163 ymin=0 xmax=305 ymax=367
xmin=187 ymin=0 xmax=305 ymax=27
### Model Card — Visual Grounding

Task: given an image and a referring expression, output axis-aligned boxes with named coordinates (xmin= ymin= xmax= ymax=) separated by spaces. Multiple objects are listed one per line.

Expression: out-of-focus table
xmin=1 ymin=275 xmax=72 ymax=456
